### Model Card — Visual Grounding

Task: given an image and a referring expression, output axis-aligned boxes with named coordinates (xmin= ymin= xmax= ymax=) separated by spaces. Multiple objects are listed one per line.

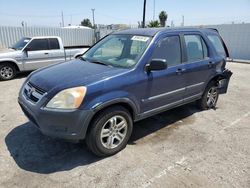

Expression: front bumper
xmin=18 ymin=91 xmax=94 ymax=141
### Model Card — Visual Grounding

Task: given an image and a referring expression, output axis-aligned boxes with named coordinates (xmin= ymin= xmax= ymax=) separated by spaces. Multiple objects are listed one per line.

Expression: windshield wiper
xmin=90 ymin=60 xmax=109 ymax=66
xmin=78 ymin=56 xmax=86 ymax=61
xmin=9 ymin=47 xmax=16 ymax=50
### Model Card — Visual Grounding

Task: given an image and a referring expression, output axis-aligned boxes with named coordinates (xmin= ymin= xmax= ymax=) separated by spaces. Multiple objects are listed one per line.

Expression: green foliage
xmin=159 ymin=11 xmax=168 ymax=27
xmin=80 ymin=18 xmax=93 ymax=28
xmin=147 ymin=20 xmax=160 ymax=28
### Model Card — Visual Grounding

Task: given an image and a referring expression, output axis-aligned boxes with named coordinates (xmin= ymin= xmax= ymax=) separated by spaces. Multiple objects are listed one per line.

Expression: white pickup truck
xmin=0 ymin=36 xmax=88 ymax=80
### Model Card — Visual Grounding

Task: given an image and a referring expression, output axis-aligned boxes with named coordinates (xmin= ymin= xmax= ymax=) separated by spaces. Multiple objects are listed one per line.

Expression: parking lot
xmin=0 ymin=62 xmax=249 ymax=188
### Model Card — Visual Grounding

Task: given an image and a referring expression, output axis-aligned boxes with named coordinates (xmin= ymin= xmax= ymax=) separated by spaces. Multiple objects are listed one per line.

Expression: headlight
xmin=46 ymin=86 xmax=87 ymax=109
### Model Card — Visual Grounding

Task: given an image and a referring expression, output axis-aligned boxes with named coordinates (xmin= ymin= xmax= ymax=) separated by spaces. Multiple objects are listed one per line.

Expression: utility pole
xmin=61 ymin=11 xmax=64 ymax=27
xmin=181 ymin=15 xmax=184 ymax=27
xmin=91 ymin=8 xmax=96 ymax=43
xmin=153 ymin=0 xmax=155 ymax=20
xmin=91 ymin=8 xmax=95 ymax=29
xmin=142 ymin=0 xmax=146 ymax=28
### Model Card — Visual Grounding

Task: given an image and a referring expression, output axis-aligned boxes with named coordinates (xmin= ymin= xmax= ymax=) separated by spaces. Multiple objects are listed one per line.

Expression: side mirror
xmin=24 ymin=47 xmax=31 ymax=52
xmin=145 ymin=59 xmax=168 ymax=72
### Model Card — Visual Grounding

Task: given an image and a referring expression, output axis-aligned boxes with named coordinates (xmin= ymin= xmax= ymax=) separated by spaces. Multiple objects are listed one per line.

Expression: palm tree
xmin=147 ymin=20 xmax=160 ymax=28
xmin=159 ymin=11 xmax=168 ymax=27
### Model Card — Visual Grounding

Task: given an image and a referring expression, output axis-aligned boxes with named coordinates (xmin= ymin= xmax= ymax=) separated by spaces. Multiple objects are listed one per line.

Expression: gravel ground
xmin=0 ymin=62 xmax=249 ymax=188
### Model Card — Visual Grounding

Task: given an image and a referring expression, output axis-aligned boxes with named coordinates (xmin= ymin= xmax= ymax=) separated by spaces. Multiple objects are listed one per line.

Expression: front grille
xmin=23 ymin=82 xmax=46 ymax=103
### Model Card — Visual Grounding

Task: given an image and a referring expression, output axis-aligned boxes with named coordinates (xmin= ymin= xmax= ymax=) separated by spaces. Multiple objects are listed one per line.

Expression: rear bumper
xmin=18 ymin=93 xmax=94 ymax=141
xmin=218 ymin=69 xmax=233 ymax=94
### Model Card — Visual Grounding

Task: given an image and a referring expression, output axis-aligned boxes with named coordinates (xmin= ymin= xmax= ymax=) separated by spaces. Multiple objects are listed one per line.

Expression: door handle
xmin=208 ymin=61 xmax=214 ymax=68
xmin=176 ymin=68 xmax=186 ymax=74
xmin=44 ymin=53 xmax=49 ymax=55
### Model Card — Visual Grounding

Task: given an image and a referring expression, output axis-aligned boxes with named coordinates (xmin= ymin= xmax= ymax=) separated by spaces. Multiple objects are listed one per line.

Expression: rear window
xmin=207 ymin=35 xmax=226 ymax=57
xmin=49 ymin=38 xmax=60 ymax=50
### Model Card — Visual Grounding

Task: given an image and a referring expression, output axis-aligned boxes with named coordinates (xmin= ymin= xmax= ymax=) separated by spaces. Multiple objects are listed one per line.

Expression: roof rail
xmin=207 ymin=28 xmax=219 ymax=33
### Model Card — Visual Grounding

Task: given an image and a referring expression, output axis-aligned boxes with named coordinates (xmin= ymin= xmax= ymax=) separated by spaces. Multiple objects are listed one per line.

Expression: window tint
xmin=151 ymin=36 xmax=181 ymax=67
xmin=27 ymin=39 xmax=49 ymax=51
xmin=184 ymin=35 xmax=208 ymax=62
xmin=208 ymin=35 xmax=226 ymax=57
xmin=49 ymin=38 xmax=60 ymax=50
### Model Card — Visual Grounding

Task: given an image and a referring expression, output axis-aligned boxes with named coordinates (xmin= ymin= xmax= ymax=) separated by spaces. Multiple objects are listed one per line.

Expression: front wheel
xmin=0 ymin=63 xmax=17 ymax=81
xmin=86 ymin=106 xmax=133 ymax=157
xmin=197 ymin=81 xmax=219 ymax=110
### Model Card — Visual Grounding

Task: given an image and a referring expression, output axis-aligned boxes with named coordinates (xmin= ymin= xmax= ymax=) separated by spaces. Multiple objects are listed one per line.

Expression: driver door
xmin=140 ymin=35 xmax=186 ymax=113
xmin=23 ymin=39 xmax=50 ymax=70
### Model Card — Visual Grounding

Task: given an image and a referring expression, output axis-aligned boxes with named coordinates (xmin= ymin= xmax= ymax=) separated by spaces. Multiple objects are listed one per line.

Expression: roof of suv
xmin=113 ymin=27 xmax=217 ymax=37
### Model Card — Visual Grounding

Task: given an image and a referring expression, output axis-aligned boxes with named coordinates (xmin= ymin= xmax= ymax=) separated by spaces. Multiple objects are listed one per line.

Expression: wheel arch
xmin=82 ymin=99 xmax=138 ymax=139
xmin=0 ymin=60 xmax=20 ymax=72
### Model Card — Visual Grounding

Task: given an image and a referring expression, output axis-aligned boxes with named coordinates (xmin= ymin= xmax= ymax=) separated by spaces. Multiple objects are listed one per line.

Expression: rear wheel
xmin=197 ymin=81 xmax=219 ymax=110
xmin=86 ymin=106 xmax=133 ymax=157
xmin=0 ymin=63 xmax=17 ymax=81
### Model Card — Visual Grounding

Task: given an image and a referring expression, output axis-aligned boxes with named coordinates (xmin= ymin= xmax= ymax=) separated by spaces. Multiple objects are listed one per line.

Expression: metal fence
xmin=0 ymin=26 xmax=94 ymax=48
xmin=207 ymin=24 xmax=250 ymax=60
xmin=0 ymin=24 xmax=250 ymax=60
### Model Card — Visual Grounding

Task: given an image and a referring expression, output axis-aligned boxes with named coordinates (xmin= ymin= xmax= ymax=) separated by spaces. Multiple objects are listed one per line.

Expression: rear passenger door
xmin=181 ymin=33 xmax=214 ymax=99
xmin=48 ymin=38 xmax=66 ymax=65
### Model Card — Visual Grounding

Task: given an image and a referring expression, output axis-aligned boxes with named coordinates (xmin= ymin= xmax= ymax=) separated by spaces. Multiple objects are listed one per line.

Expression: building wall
xmin=0 ymin=26 xmax=94 ymax=48
xmin=207 ymin=24 xmax=250 ymax=60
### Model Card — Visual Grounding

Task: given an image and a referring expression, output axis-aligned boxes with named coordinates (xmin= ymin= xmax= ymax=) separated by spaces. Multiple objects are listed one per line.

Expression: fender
xmin=79 ymin=97 xmax=140 ymax=139
xmin=92 ymin=97 xmax=139 ymax=117
xmin=83 ymin=90 xmax=140 ymax=119
xmin=0 ymin=58 xmax=23 ymax=71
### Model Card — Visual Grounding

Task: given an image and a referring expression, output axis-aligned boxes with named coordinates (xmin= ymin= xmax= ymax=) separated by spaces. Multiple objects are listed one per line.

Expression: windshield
xmin=82 ymin=34 xmax=151 ymax=68
xmin=11 ymin=37 xmax=31 ymax=50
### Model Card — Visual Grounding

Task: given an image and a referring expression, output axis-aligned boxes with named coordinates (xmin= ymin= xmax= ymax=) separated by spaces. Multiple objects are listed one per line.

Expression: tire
xmin=86 ymin=106 xmax=133 ymax=157
xmin=197 ymin=81 xmax=219 ymax=110
xmin=0 ymin=63 xmax=17 ymax=81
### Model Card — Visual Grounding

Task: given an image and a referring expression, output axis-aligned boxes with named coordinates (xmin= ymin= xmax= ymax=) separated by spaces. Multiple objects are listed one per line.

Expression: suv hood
xmin=29 ymin=59 xmax=128 ymax=92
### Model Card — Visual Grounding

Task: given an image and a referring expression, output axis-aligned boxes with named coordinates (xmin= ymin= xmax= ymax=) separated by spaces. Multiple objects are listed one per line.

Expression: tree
xmin=147 ymin=20 xmax=160 ymax=28
xmin=80 ymin=18 xmax=93 ymax=28
xmin=159 ymin=11 xmax=168 ymax=27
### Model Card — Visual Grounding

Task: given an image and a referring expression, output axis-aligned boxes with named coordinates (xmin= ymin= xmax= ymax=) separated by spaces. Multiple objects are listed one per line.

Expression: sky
xmin=0 ymin=0 xmax=249 ymax=27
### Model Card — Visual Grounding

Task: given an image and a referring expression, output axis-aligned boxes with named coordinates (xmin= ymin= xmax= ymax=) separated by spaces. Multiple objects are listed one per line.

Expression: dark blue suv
xmin=18 ymin=28 xmax=232 ymax=156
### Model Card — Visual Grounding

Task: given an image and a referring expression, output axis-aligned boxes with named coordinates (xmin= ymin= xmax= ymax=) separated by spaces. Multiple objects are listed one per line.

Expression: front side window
xmin=26 ymin=39 xmax=49 ymax=51
xmin=83 ymin=34 xmax=151 ymax=68
xmin=151 ymin=36 xmax=181 ymax=67
xmin=184 ymin=35 xmax=208 ymax=62
xmin=207 ymin=35 xmax=226 ymax=57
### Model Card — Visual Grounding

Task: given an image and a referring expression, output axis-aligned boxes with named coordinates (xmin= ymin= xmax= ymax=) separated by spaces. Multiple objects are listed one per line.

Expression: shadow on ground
xmin=16 ymin=71 xmax=32 ymax=79
xmin=5 ymin=103 xmax=200 ymax=174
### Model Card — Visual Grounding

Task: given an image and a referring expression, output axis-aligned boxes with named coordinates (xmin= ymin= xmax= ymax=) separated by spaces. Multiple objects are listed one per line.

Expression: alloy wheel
xmin=206 ymin=87 xmax=218 ymax=108
xmin=100 ymin=115 xmax=128 ymax=149
xmin=0 ymin=66 xmax=14 ymax=79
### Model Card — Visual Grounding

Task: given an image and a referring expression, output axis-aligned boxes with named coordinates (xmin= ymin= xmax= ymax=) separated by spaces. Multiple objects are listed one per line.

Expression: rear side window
xmin=184 ymin=35 xmax=208 ymax=62
xmin=49 ymin=38 xmax=60 ymax=50
xmin=207 ymin=35 xmax=226 ymax=57
xmin=151 ymin=36 xmax=181 ymax=67
xmin=27 ymin=39 xmax=49 ymax=51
